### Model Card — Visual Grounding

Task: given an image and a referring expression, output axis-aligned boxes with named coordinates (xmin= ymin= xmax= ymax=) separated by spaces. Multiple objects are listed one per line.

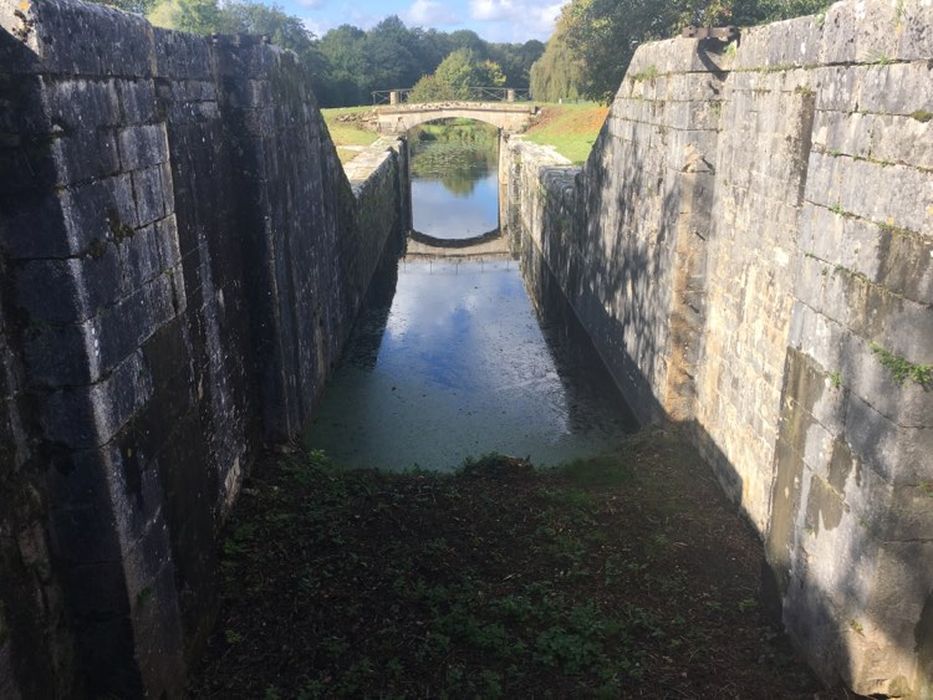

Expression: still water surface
xmin=307 ymin=139 xmax=636 ymax=471
xmin=409 ymin=137 xmax=500 ymax=238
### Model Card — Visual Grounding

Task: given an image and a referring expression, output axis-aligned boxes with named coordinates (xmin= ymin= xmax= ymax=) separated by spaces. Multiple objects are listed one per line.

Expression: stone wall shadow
xmin=337 ymin=228 xmax=405 ymax=371
xmin=513 ymin=127 xmax=930 ymax=691
xmin=0 ymin=26 xmax=80 ymax=698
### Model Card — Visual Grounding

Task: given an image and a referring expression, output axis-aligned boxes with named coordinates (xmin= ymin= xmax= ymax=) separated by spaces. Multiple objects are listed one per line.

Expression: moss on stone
xmin=631 ymin=66 xmax=660 ymax=83
xmin=869 ymin=342 xmax=933 ymax=387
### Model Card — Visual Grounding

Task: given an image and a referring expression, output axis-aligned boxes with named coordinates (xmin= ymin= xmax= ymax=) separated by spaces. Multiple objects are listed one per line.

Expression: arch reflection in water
xmin=408 ymin=120 xmax=500 ymax=240
xmin=306 ymin=232 xmax=637 ymax=472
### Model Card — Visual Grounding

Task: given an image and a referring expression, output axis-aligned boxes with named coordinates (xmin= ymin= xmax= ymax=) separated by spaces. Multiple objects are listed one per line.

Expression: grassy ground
xmin=321 ymin=106 xmax=380 ymax=163
xmin=524 ymin=103 xmax=610 ymax=165
xmin=190 ymin=428 xmax=844 ymax=699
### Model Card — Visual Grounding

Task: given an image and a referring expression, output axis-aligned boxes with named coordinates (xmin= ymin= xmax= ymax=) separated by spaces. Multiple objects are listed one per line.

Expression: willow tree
xmin=529 ymin=25 xmax=584 ymax=103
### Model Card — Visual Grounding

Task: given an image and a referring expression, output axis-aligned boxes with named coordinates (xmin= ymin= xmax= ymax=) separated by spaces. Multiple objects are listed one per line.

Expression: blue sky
xmin=276 ymin=0 xmax=567 ymax=43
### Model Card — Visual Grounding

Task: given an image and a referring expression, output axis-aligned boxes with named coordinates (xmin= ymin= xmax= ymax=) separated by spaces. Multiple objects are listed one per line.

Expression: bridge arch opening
xmin=406 ymin=117 xmax=503 ymax=244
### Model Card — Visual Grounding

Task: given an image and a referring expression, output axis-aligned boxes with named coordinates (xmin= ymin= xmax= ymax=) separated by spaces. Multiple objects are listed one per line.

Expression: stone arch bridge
xmin=374 ymin=101 xmax=538 ymax=134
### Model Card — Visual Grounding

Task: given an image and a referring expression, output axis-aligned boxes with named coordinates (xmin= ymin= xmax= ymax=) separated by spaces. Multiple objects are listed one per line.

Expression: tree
xmin=434 ymin=49 xmax=477 ymax=95
xmin=557 ymin=0 xmax=833 ymax=102
xmin=447 ymin=30 xmax=486 ymax=55
xmin=318 ymin=24 xmax=371 ymax=105
xmin=488 ymin=40 xmax=545 ymax=88
xmin=529 ymin=28 xmax=584 ymax=102
xmin=409 ymin=74 xmax=457 ymax=103
xmin=218 ymin=2 xmax=331 ymax=101
xmin=411 ymin=49 xmax=507 ymax=102
xmin=365 ymin=16 xmax=422 ymax=91
xmin=218 ymin=2 xmax=314 ymax=52
xmin=90 ymin=0 xmax=544 ymax=106
xmin=96 ymin=0 xmax=156 ymax=14
xmin=147 ymin=0 xmax=221 ymax=34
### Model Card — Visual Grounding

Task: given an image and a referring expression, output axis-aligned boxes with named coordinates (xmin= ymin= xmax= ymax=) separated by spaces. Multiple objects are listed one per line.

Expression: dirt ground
xmin=190 ymin=427 xmax=855 ymax=698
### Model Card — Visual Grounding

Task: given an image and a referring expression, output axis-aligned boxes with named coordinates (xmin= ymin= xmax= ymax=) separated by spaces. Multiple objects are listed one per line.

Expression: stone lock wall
xmin=503 ymin=0 xmax=932 ymax=695
xmin=0 ymin=0 xmax=408 ymax=696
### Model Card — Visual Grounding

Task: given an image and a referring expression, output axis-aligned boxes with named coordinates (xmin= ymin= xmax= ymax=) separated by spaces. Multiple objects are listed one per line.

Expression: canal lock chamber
xmin=306 ymin=119 xmax=639 ymax=471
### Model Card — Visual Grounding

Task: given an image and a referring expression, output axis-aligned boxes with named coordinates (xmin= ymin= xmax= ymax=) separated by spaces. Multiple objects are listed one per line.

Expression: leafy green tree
xmin=365 ymin=16 xmax=422 ymax=91
xmin=411 ymin=49 xmax=507 ymax=102
xmin=409 ymin=74 xmax=457 ymax=103
xmin=447 ymin=30 xmax=486 ymax=55
xmin=318 ymin=24 xmax=371 ymax=105
xmin=489 ymin=40 xmax=545 ymax=88
xmin=218 ymin=2 xmax=314 ymax=51
xmin=90 ymin=0 xmax=545 ymax=106
xmin=147 ymin=0 xmax=221 ymax=34
xmin=434 ymin=48 xmax=477 ymax=94
xmin=218 ymin=2 xmax=331 ymax=101
xmin=557 ymin=0 xmax=833 ymax=102
xmin=529 ymin=28 xmax=583 ymax=102
xmin=96 ymin=0 xmax=156 ymax=14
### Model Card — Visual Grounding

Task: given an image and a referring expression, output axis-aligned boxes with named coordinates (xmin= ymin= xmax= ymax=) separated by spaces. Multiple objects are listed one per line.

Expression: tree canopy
xmin=101 ymin=0 xmax=544 ymax=108
xmin=409 ymin=49 xmax=507 ymax=103
xmin=529 ymin=20 xmax=584 ymax=103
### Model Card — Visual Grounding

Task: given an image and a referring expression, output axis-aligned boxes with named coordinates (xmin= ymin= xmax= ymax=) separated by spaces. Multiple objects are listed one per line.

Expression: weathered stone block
xmin=733 ymin=14 xmax=822 ymax=70
xmin=154 ymin=215 xmax=181 ymax=270
xmin=117 ymin=124 xmax=168 ymax=171
xmin=117 ymin=79 xmax=158 ymax=125
xmin=627 ymin=36 xmax=734 ymax=77
xmin=14 ymin=252 xmax=119 ymax=324
xmin=58 ymin=174 xmax=138 ymax=254
xmin=153 ymin=28 xmax=213 ymax=81
xmin=0 ymin=134 xmax=53 ymax=194
xmin=856 ymin=62 xmax=933 ymax=115
xmin=25 ymin=0 xmax=153 ymax=77
xmin=50 ymin=128 xmax=121 ymax=186
xmin=850 ymin=540 xmax=933 ymax=696
xmin=43 ymin=77 xmax=121 ymax=130
xmin=40 ymin=349 xmax=152 ymax=449
xmin=894 ymin=0 xmax=933 ymax=60
xmin=838 ymin=332 xmax=933 ymax=429
xmin=813 ymin=111 xmax=933 ymax=171
xmin=805 ymin=152 xmax=932 ymax=235
xmin=846 ymin=393 xmax=932 ymax=486
xmin=131 ymin=165 xmax=167 ymax=226
xmin=94 ymin=274 xmax=177 ymax=375
xmin=810 ymin=65 xmax=861 ymax=113
xmin=23 ymin=323 xmax=97 ymax=387
xmin=24 ymin=273 xmax=177 ymax=388
xmin=820 ymin=0 xmax=932 ymax=64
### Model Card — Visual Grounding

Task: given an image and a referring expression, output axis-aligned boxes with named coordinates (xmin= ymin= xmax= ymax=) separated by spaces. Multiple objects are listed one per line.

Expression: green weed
xmin=870 ymin=342 xmax=933 ymax=387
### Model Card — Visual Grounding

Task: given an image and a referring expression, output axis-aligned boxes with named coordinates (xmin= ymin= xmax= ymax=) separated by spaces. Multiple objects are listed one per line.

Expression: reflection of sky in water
xmin=411 ymin=174 xmax=500 ymax=239
xmin=307 ymin=259 xmax=636 ymax=472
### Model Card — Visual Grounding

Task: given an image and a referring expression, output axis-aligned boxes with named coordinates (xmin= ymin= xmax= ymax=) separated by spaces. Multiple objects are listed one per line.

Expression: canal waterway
xmin=306 ymin=127 xmax=637 ymax=470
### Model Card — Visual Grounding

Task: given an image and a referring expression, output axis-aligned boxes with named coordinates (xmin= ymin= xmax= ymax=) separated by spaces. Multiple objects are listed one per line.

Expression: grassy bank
xmin=190 ymin=428 xmax=840 ymax=698
xmin=321 ymin=106 xmax=380 ymax=163
xmin=524 ymin=103 xmax=609 ymax=165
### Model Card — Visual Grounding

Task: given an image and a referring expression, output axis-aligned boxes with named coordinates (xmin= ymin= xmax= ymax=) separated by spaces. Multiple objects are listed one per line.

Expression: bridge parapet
xmin=374 ymin=101 xmax=538 ymax=134
xmin=373 ymin=86 xmax=530 ymax=105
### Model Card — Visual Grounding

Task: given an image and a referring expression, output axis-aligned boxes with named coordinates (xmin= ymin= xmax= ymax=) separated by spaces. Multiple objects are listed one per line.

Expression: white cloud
xmin=468 ymin=0 xmax=566 ymax=40
xmin=300 ymin=16 xmax=330 ymax=37
xmin=404 ymin=0 xmax=462 ymax=26
xmin=296 ymin=0 xmax=326 ymax=8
